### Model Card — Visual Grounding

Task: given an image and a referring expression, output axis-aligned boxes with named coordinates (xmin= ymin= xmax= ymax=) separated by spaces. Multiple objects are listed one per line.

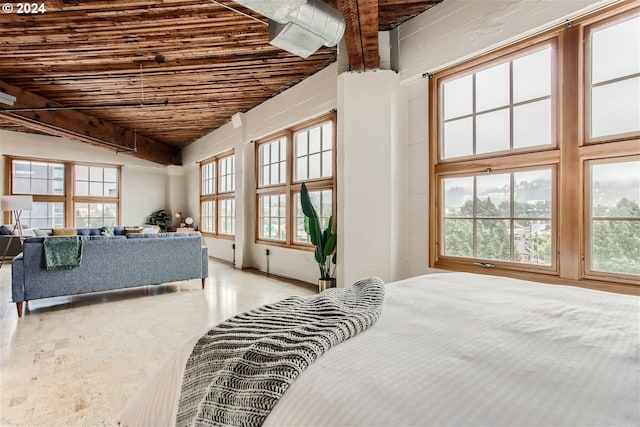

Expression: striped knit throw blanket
xmin=175 ymin=277 xmax=385 ymax=427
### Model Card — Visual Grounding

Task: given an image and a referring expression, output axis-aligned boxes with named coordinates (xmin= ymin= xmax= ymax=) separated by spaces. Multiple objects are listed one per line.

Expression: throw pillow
xmin=13 ymin=227 xmax=36 ymax=237
xmin=124 ymin=227 xmax=145 ymax=235
xmin=34 ymin=229 xmax=52 ymax=237
xmin=100 ymin=226 xmax=114 ymax=236
xmin=51 ymin=228 xmax=77 ymax=236
xmin=142 ymin=227 xmax=159 ymax=234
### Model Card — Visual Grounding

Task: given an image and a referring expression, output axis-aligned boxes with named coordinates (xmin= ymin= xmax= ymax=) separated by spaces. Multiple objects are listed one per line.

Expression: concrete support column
xmin=337 ymin=70 xmax=406 ymax=286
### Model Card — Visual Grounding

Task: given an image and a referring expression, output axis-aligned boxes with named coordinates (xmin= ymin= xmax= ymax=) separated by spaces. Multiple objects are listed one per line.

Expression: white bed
xmin=119 ymin=272 xmax=640 ymax=426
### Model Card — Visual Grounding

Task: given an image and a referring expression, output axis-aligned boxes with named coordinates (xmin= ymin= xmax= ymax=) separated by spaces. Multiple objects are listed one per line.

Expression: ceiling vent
xmin=233 ymin=0 xmax=345 ymax=58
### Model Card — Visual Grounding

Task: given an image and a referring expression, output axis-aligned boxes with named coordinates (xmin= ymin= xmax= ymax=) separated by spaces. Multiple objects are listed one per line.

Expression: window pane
xmin=476 ymin=174 xmax=510 ymax=217
xmin=513 ymin=99 xmax=552 ymax=148
xmin=513 ymin=47 xmax=551 ymax=103
xmin=590 ymin=159 xmax=640 ymax=276
xmin=75 ymin=202 xmax=117 ymax=227
xmin=13 ymin=160 xmax=65 ymax=196
xmin=309 ymin=127 xmax=321 ymax=153
xmin=76 ymin=181 xmax=89 ymax=197
xmin=261 ymin=144 xmax=270 ymax=166
xmin=13 ymin=178 xmax=29 ymax=194
xmin=443 ymin=177 xmax=473 ymax=217
xmin=592 ymin=220 xmax=640 ymax=275
xmin=591 ymin=77 xmax=640 ymax=138
xmin=475 ymin=62 xmax=510 ymax=112
xmin=443 ymin=75 xmax=472 ymax=120
xmin=31 ymin=179 xmax=47 ymax=195
xmin=90 ymin=182 xmax=103 ymax=197
xmin=322 ymin=151 xmax=332 ymax=178
xmin=514 ymin=220 xmax=552 ymax=265
xmin=270 ymin=164 xmax=279 ymax=185
xmin=76 ymin=166 xmax=88 ymax=181
xmin=514 ymin=169 xmax=552 ymax=218
xmin=89 ymin=167 xmax=102 ymax=181
xmin=105 ymin=182 xmax=117 ymax=197
xmin=297 ymin=132 xmax=308 ymax=156
xmin=309 ymin=153 xmax=321 ymax=179
xmin=442 ymin=168 xmax=554 ymax=265
xmin=591 ymin=16 xmax=640 ymax=84
xmin=259 ymin=194 xmax=286 ymax=241
xmin=443 ymin=117 xmax=473 ymax=159
xmin=322 ymin=122 xmax=333 ymax=151
xmin=476 ymin=219 xmax=510 ymax=261
xmin=476 ymin=109 xmax=510 ymax=154
xmin=20 ymin=202 xmax=65 ymax=229
xmin=104 ymin=168 xmax=117 ymax=182
xmin=296 ymin=157 xmax=307 ymax=181
xmin=201 ymin=200 xmax=215 ymax=233
xmin=31 ymin=162 xmax=47 ymax=179
xmin=443 ymin=219 xmax=473 ymax=257
xmin=270 ymin=142 xmax=279 ymax=163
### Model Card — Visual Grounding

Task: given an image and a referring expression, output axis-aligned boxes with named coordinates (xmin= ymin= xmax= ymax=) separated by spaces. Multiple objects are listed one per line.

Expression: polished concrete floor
xmin=0 ymin=259 xmax=315 ymax=426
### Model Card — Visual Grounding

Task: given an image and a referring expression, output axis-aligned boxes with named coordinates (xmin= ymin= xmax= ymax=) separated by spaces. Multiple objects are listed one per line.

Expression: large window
xmin=430 ymin=3 xmax=639 ymax=289
xmin=6 ymin=157 xmax=121 ymax=228
xmin=256 ymin=113 xmax=336 ymax=247
xmin=73 ymin=165 xmax=119 ymax=227
xmin=9 ymin=159 xmax=65 ymax=228
xmin=200 ymin=151 xmax=235 ymax=237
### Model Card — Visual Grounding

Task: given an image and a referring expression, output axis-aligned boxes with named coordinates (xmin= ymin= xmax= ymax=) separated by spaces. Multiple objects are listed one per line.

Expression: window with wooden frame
xmin=200 ymin=151 xmax=235 ymax=237
xmin=73 ymin=164 xmax=120 ymax=227
xmin=429 ymin=3 xmax=639 ymax=291
xmin=5 ymin=156 xmax=121 ymax=228
xmin=255 ymin=112 xmax=336 ymax=248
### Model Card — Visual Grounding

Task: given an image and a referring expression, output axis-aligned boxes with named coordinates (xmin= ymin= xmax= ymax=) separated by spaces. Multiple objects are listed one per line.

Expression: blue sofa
xmin=11 ymin=230 xmax=208 ymax=317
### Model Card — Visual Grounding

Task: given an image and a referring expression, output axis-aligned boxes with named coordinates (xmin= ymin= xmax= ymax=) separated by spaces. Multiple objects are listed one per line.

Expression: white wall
xmin=0 ymin=130 xmax=171 ymax=225
xmin=397 ymin=0 xmax=615 ymax=83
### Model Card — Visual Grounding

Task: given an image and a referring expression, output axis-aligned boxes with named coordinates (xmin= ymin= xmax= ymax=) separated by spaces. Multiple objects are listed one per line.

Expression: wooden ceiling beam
xmin=338 ymin=0 xmax=379 ymax=71
xmin=0 ymin=80 xmax=181 ymax=165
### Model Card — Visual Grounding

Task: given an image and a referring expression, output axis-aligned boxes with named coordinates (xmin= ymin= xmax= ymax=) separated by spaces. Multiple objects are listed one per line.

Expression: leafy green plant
xmin=147 ymin=209 xmax=171 ymax=231
xmin=300 ymin=183 xmax=336 ymax=279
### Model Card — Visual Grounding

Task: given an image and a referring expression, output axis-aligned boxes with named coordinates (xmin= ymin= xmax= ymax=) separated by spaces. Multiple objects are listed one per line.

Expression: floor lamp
xmin=0 ymin=195 xmax=33 ymax=268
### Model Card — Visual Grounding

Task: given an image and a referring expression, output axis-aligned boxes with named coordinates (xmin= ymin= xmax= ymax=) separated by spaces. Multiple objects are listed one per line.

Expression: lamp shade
xmin=1 ymin=195 xmax=33 ymax=211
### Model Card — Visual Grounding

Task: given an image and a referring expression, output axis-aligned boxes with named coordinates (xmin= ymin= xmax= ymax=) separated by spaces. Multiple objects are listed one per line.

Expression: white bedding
xmin=119 ymin=272 xmax=640 ymax=426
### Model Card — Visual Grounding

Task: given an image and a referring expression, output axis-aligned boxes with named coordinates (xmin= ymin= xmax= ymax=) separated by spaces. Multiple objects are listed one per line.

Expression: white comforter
xmin=119 ymin=272 xmax=640 ymax=426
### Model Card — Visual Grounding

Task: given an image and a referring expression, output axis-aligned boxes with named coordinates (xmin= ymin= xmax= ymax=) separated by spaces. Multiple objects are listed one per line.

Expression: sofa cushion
xmin=76 ymin=228 xmax=102 ymax=236
xmin=34 ymin=229 xmax=52 ymax=237
xmin=52 ymin=228 xmax=76 ymax=236
xmin=127 ymin=233 xmax=159 ymax=239
xmin=0 ymin=225 xmax=14 ymax=235
xmin=88 ymin=235 xmax=126 ymax=241
xmin=13 ymin=227 xmax=36 ymax=237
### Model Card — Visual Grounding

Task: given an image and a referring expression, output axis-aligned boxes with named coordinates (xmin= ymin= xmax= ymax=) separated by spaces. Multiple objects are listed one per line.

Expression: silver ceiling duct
xmin=233 ymin=0 xmax=345 ymax=58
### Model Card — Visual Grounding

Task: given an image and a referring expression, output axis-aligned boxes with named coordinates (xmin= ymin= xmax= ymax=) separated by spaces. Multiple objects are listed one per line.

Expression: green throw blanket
xmin=175 ymin=276 xmax=385 ymax=427
xmin=44 ymin=236 xmax=84 ymax=270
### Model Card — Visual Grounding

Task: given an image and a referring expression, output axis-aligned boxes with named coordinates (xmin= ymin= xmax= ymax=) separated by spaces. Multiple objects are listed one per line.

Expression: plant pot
xmin=318 ymin=278 xmax=336 ymax=292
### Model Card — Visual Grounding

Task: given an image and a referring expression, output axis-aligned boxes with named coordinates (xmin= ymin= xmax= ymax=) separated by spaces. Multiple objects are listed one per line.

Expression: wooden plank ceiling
xmin=0 ymin=0 xmax=441 ymax=164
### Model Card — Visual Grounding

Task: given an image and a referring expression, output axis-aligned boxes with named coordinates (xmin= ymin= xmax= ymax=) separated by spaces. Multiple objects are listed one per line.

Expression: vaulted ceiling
xmin=0 ymin=0 xmax=442 ymax=164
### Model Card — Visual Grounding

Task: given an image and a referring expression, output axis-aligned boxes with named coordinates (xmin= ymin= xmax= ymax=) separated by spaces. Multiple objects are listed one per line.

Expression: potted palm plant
xmin=300 ymin=182 xmax=337 ymax=291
